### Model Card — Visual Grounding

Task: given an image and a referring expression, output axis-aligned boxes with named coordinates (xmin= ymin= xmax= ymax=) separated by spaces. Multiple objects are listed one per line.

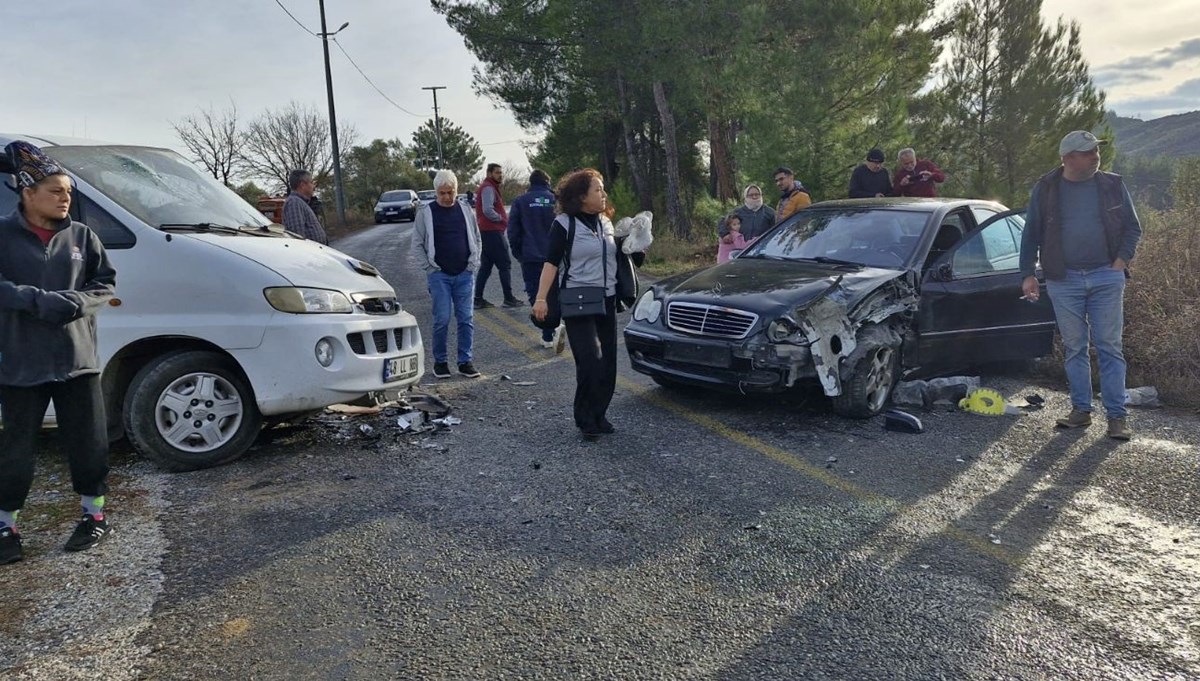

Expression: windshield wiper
xmin=158 ymin=222 xmax=245 ymax=235
xmin=797 ymin=256 xmax=864 ymax=268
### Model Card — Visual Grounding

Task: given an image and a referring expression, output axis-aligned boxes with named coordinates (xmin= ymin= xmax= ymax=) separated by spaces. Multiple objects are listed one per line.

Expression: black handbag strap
xmin=560 ymin=215 xmax=608 ymax=293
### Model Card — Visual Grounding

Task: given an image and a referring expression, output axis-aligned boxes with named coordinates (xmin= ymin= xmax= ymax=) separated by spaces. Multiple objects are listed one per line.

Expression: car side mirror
xmin=728 ymin=249 xmax=743 ymax=260
xmin=931 ymin=262 xmax=953 ymax=282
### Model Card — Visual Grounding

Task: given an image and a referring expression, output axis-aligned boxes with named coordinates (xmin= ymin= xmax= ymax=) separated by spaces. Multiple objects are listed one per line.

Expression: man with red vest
xmin=473 ymin=163 xmax=522 ymax=308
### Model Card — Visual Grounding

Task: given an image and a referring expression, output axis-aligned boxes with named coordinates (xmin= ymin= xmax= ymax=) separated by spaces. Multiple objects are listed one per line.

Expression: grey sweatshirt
xmin=0 ymin=209 xmax=116 ymax=386
xmin=410 ymin=200 xmax=482 ymax=274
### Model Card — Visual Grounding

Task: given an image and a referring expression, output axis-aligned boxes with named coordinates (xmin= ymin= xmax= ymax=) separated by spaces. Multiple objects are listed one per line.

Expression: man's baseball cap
xmin=1058 ymin=130 xmax=1105 ymax=156
xmin=866 ymin=148 xmax=885 ymax=163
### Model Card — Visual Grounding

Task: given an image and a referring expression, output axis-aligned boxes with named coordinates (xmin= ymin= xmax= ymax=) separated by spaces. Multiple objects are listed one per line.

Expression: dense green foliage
xmin=343 ymin=138 xmax=431 ymax=211
xmin=410 ymin=118 xmax=484 ymax=184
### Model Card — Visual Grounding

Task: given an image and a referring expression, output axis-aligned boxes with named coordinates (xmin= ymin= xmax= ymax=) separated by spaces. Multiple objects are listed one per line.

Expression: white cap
xmin=1058 ymin=130 xmax=1105 ymax=156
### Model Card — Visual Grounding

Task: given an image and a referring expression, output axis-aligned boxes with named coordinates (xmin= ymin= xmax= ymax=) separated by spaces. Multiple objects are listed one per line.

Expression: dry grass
xmin=1122 ymin=206 xmax=1200 ymax=408
xmin=641 ymin=226 xmax=718 ymax=277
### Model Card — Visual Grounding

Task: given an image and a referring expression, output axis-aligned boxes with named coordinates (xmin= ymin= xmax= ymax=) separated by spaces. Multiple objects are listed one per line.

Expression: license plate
xmin=383 ymin=354 xmax=420 ymax=382
xmin=665 ymin=342 xmax=731 ymax=368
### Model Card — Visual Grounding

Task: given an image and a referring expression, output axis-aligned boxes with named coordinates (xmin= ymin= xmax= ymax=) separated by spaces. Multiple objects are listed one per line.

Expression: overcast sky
xmin=2 ymin=1 xmax=1197 ymax=177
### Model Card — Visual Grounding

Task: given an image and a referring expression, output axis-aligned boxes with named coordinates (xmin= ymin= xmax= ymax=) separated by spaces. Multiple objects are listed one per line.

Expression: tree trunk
xmin=707 ymin=114 xmax=738 ymax=202
xmin=616 ymin=72 xmax=652 ymax=211
xmin=652 ymin=80 xmax=688 ymax=239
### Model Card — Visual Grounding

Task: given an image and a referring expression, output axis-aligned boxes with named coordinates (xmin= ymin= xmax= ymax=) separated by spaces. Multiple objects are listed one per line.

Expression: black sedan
xmin=374 ymin=189 xmax=420 ymax=223
xmin=624 ymin=198 xmax=1057 ymax=417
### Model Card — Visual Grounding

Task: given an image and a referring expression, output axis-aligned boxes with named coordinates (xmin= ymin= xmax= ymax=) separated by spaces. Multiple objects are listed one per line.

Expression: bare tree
xmin=240 ymin=101 xmax=358 ymax=193
xmin=171 ymin=104 xmax=240 ymax=187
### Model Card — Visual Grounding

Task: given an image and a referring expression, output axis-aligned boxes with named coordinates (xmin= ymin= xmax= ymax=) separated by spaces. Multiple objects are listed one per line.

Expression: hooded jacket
xmin=507 ymin=176 xmax=557 ymax=263
xmin=0 ymin=209 xmax=116 ymax=386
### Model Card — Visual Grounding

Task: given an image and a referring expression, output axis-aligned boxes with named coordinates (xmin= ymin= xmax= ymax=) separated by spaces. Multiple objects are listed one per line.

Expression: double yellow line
xmin=475 ymin=305 xmax=1022 ymax=566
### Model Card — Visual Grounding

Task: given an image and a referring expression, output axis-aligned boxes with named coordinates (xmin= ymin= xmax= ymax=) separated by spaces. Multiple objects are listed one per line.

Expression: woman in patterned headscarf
xmin=0 ymin=141 xmax=117 ymax=565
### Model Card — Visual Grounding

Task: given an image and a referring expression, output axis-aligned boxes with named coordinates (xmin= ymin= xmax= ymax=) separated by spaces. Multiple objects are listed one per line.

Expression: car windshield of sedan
xmin=739 ymin=208 xmax=929 ymax=269
xmin=381 ymin=190 xmax=414 ymax=202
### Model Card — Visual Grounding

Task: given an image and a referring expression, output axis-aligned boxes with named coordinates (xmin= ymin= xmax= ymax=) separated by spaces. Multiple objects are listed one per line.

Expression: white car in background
xmin=0 ymin=134 xmax=424 ymax=471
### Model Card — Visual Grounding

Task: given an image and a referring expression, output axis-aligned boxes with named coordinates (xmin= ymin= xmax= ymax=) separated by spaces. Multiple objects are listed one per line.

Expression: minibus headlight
xmin=264 ymin=287 xmax=353 ymax=314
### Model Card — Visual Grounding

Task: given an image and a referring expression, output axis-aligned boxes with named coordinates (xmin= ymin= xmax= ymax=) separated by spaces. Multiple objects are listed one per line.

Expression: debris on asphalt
xmin=959 ymin=388 xmax=1011 ymax=416
xmin=315 ymin=391 xmax=457 ymax=443
xmin=988 ymin=533 xmax=1002 ymax=545
xmin=327 ymin=403 xmax=383 ymax=415
xmin=893 ymin=376 xmax=980 ymax=408
xmin=1008 ymin=393 xmax=1046 ymax=410
xmin=825 ymin=455 xmax=838 ymax=463
xmin=358 ymin=424 xmax=374 ymax=435
xmin=882 ymin=408 xmax=925 ymax=433
xmin=512 ymin=381 xmax=537 ymax=386
xmin=432 ymin=416 xmax=463 ymax=426
xmin=1125 ymin=386 xmax=1161 ymax=408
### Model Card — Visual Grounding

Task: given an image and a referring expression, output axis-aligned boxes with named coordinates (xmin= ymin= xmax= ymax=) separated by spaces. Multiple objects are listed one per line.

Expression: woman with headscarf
xmin=531 ymin=169 xmax=644 ymax=440
xmin=0 ymin=141 xmax=117 ymax=565
xmin=717 ymin=184 xmax=776 ymax=245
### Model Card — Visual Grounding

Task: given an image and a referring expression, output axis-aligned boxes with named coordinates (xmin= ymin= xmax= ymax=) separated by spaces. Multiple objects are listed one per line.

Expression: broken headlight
xmin=767 ymin=318 xmax=804 ymax=343
xmin=632 ymin=290 xmax=662 ymax=323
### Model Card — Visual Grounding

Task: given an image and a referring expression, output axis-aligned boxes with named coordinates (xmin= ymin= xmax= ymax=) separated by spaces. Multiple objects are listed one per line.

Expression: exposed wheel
xmin=831 ymin=343 xmax=899 ymax=419
xmin=123 ymin=351 xmax=262 ymax=472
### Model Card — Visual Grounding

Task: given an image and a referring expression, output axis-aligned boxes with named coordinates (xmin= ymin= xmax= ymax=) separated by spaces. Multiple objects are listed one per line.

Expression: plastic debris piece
xmin=825 ymin=456 xmax=838 ymax=463
xmin=893 ymin=376 xmax=981 ymax=408
xmin=512 ymin=381 xmax=537 ymax=387
xmin=1025 ymin=393 xmax=1045 ymax=406
xmin=883 ymin=408 xmax=925 ymax=433
xmin=500 ymin=374 xmax=512 ymax=381
xmin=959 ymin=388 xmax=1007 ymax=416
xmin=1125 ymin=386 xmax=1161 ymax=408
xmin=327 ymin=403 xmax=382 ymax=415
xmin=432 ymin=416 xmax=463 ymax=426
xmin=358 ymin=424 xmax=374 ymax=435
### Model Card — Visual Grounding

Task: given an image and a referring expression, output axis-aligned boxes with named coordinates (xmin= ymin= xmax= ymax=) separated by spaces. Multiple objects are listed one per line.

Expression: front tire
xmin=123 ymin=351 xmax=262 ymax=472
xmin=831 ymin=344 xmax=899 ymax=419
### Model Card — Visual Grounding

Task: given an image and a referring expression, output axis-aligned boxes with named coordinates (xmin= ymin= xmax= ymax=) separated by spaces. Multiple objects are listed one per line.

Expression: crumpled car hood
xmin=658 ymin=258 xmax=908 ymax=317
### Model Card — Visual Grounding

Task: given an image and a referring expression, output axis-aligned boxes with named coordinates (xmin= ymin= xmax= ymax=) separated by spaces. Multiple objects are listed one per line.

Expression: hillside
xmin=1106 ymin=110 xmax=1200 ymax=158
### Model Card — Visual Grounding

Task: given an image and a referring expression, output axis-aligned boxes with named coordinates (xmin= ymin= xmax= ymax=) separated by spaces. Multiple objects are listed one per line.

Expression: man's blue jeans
xmin=427 ymin=270 xmax=475 ymax=365
xmin=1045 ymin=265 xmax=1127 ymax=418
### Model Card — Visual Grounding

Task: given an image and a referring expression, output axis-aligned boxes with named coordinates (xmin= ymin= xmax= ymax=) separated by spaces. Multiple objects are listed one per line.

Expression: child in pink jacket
xmin=717 ymin=213 xmax=747 ymax=264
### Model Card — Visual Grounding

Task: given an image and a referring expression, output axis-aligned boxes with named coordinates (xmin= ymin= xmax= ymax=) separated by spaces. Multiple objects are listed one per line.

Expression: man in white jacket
xmin=410 ymin=170 xmax=483 ymax=379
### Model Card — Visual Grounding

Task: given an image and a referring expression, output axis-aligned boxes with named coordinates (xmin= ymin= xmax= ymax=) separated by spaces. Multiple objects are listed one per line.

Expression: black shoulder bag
xmin=559 ymin=216 xmax=607 ymax=317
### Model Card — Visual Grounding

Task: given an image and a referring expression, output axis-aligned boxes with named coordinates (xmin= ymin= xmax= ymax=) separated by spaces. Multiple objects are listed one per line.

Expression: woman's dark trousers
xmin=563 ymin=296 xmax=618 ymax=431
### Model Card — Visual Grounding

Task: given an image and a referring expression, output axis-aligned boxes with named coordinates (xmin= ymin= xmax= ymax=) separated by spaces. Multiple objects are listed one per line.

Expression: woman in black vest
xmin=532 ymin=169 xmax=639 ymax=440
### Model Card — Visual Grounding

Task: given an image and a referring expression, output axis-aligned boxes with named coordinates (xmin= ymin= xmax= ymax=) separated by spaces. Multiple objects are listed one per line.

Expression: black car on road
xmin=624 ymin=198 xmax=1057 ymax=417
xmin=374 ymin=189 xmax=420 ymax=223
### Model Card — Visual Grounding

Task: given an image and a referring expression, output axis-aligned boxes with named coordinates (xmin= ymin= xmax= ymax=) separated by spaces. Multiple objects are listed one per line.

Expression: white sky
xmin=1 ymin=1 xmax=1197 ymax=178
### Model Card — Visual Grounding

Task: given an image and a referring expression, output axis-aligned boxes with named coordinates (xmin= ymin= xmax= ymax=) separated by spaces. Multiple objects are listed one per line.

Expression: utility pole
xmin=422 ymin=86 xmax=447 ymax=170
xmin=318 ymin=0 xmax=348 ymax=227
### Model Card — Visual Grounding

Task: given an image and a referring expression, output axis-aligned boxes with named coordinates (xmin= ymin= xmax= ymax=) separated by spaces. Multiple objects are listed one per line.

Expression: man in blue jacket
xmin=507 ymin=169 xmax=564 ymax=349
xmin=0 ymin=141 xmax=117 ymax=564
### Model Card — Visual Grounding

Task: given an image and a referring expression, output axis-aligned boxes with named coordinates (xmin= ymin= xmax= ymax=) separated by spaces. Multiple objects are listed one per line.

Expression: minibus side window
xmin=77 ymin=193 xmax=136 ymax=249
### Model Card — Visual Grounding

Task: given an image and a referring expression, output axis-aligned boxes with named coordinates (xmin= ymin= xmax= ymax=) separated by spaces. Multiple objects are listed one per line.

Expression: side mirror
xmin=728 ymin=249 xmax=743 ymax=260
xmin=931 ymin=262 xmax=953 ymax=282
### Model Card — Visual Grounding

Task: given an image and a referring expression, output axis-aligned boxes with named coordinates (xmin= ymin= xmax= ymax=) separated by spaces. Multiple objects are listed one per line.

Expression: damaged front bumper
xmin=625 ymin=327 xmax=818 ymax=393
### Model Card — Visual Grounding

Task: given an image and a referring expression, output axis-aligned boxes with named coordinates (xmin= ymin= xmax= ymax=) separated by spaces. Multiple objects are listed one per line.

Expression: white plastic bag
xmin=620 ymin=210 xmax=654 ymax=254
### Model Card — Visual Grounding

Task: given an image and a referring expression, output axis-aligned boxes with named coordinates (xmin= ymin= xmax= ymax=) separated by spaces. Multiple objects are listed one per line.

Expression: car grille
xmin=356 ymin=295 xmax=401 ymax=315
xmin=345 ymin=326 xmax=421 ymax=356
xmin=666 ymin=302 xmax=758 ymax=339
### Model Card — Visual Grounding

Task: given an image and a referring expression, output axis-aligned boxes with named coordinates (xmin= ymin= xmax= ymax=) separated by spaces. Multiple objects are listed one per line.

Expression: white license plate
xmin=383 ymin=354 xmax=420 ymax=382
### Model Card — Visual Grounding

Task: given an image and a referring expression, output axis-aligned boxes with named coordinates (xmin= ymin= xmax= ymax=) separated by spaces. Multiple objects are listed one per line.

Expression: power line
xmin=332 ymin=38 xmax=426 ymax=118
xmin=273 ymin=0 xmax=315 ymax=35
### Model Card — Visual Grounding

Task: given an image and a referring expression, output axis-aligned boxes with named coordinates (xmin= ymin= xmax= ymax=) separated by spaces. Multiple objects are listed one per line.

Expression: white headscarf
xmin=743 ymin=184 xmax=764 ymax=211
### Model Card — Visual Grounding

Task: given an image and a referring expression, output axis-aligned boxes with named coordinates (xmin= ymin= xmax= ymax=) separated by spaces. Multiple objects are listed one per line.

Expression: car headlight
xmin=264 ymin=287 xmax=353 ymax=314
xmin=632 ymin=290 xmax=662 ymax=323
xmin=767 ymin=318 xmax=802 ymax=343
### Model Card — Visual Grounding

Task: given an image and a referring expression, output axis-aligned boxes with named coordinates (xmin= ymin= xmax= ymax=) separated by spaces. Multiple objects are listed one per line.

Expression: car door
xmin=915 ymin=210 xmax=1057 ymax=368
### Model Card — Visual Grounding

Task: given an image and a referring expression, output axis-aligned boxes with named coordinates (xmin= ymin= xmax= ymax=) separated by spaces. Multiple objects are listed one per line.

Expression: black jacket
xmin=0 ymin=209 xmax=116 ymax=386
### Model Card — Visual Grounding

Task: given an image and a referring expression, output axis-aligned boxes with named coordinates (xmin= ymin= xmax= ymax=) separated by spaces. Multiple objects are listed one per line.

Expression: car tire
xmin=831 ymin=343 xmax=899 ymax=419
xmin=123 ymin=350 xmax=262 ymax=472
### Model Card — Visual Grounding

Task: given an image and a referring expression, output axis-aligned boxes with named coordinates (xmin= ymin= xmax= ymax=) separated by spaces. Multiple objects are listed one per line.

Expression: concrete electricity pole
xmin=318 ymin=0 xmax=348 ymax=226
xmin=422 ymin=86 xmax=447 ymax=170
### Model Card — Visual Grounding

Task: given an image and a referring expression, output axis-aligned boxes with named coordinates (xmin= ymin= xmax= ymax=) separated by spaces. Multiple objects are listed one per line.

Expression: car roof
xmin=809 ymin=197 xmax=1007 ymax=212
xmin=0 ymin=132 xmax=129 ymax=148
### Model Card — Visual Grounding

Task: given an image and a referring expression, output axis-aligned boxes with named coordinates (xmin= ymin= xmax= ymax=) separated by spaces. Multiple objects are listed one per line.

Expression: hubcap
xmin=154 ymin=372 xmax=244 ymax=453
xmin=863 ymin=346 xmax=896 ymax=412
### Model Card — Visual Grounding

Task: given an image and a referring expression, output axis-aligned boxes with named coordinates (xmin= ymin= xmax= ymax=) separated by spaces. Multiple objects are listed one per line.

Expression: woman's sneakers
xmin=0 ymin=527 xmax=22 ymax=565
xmin=64 ymin=514 xmax=111 ymax=552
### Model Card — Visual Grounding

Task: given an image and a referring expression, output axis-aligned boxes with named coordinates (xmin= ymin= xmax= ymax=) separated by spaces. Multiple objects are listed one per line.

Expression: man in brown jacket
xmin=772 ymin=166 xmax=812 ymax=224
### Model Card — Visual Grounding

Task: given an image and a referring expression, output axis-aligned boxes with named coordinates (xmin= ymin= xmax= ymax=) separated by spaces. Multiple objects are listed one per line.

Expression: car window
xmin=952 ymin=215 xmax=1023 ymax=276
xmin=380 ymin=190 xmax=414 ymax=202
xmin=970 ymin=206 xmax=997 ymax=226
xmin=740 ymin=208 xmax=929 ymax=268
xmin=0 ymin=185 xmax=16 ymax=217
xmin=77 ymin=193 xmax=136 ymax=249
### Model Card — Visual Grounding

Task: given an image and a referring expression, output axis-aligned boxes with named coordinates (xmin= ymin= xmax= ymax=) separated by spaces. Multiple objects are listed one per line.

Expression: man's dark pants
xmin=0 ymin=374 xmax=110 ymax=512
xmin=474 ymin=231 xmax=516 ymax=301
xmin=521 ymin=261 xmax=555 ymax=342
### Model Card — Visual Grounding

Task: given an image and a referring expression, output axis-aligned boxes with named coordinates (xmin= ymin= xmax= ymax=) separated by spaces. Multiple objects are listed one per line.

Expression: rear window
xmin=381 ymin=190 xmax=415 ymax=202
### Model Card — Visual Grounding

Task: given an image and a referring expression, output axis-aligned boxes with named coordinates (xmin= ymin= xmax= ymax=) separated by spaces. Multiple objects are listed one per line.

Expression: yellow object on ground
xmin=958 ymin=388 xmax=1007 ymax=416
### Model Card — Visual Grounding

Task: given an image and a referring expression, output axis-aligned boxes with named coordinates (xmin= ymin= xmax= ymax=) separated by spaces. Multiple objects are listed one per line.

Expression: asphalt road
xmin=4 ymin=221 xmax=1198 ymax=680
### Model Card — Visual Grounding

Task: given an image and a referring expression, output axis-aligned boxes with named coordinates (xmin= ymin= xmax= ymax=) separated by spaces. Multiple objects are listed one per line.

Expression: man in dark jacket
xmin=1019 ymin=130 xmax=1141 ymax=440
xmin=507 ymin=169 xmax=563 ymax=348
xmin=0 ymin=141 xmax=117 ymax=565
xmin=848 ymin=148 xmax=893 ymax=198
xmin=473 ymin=163 xmax=522 ymax=308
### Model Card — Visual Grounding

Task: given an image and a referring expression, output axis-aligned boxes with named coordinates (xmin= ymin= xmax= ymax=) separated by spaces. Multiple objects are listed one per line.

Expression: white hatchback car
xmin=0 ymin=134 xmax=424 ymax=471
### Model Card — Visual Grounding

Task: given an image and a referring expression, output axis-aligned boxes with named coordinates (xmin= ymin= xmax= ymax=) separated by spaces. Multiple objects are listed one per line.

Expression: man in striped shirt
xmin=282 ymin=169 xmax=328 ymax=244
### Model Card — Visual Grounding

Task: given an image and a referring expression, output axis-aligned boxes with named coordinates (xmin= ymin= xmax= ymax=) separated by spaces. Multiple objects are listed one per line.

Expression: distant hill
xmin=1105 ymin=110 xmax=1200 ymax=158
